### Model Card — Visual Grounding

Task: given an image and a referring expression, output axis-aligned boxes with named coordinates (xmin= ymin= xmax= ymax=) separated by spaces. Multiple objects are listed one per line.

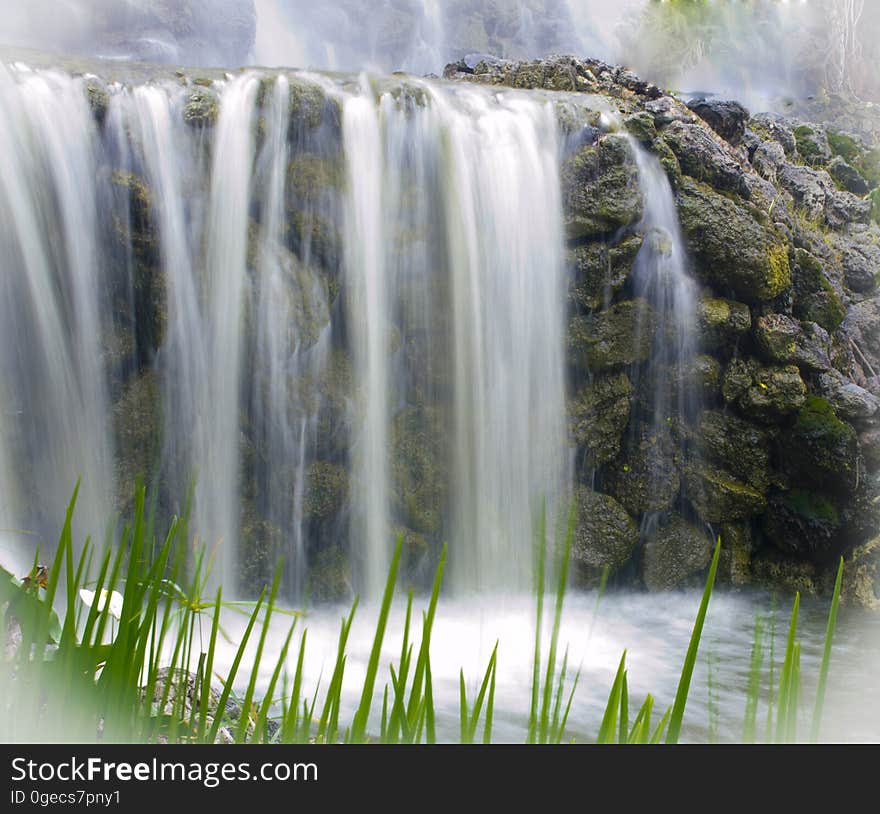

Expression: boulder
xmin=722 ymin=358 xmax=806 ymax=421
xmin=778 ymin=163 xmax=872 ymax=228
xmin=778 ymin=396 xmax=859 ymax=493
xmin=606 ymin=426 xmax=680 ymax=515
xmin=641 ymin=513 xmax=714 ymax=591
xmin=751 ymin=139 xmax=787 ymax=183
xmin=749 ymin=114 xmax=798 ymax=157
xmin=817 ymin=370 xmax=880 ymax=421
xmin=696 ymin=297 xmax=751 ymax=352
xmin=686 ymin=98 xmax=749 ymax=145
xmin=561 ymin=134 xmax=643 ymax=239
xmin=568 ymin=299 xmax=656 ymax=373
xmin=661 ymin=120 xmax=746 ymax=194
xmin=792 ymin=122 xmax=833 ymax=166
xmin=572 ymin=487 xmax=640 ymax=570
xmin=695 ymin=410 xmax=771 ymax=492
xmin=789 ymin=248 xmax=846 ymax=332
xmin=567 ymin=235 xmax=642 ymax=311
xmin=828 ymin=156 xmax=870 ymax=195
xmin=754 ymin=314 xmax=832 ymax=372
xmin=676 ymin=178 xmax=791 ymax=302
xmin=683 ymin=460 xmax=768 ymax=523
xmin=763 ymin=488 xmax=844 ymax=562
xmin=569 ymin=373 xmax=632 ymax=469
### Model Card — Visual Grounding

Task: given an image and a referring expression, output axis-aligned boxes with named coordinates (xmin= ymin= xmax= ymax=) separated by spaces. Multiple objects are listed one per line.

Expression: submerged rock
xmin=641 ymin=514 xmax=714 ymax=591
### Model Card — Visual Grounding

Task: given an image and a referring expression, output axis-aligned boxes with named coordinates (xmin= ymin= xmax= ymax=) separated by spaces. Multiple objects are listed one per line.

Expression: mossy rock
xmin=238 ymin=512 xmax=283 ymax=597
xmin=110 ymin=171 xmax=157 ymax=265
xmin=567 ymin=235 xmax=642 ymax=311
xmin=112 ymin=370 xmax=161 ymax=512
xmin=641 ymin=513 xmax=714 ymax=591
xmin=303 ymin=461 xmax=349 ymax=523
xmin=717 ymin=523 xmax=753 ymax=588
xmin=779 ymin=396 xmax=858 ymax=493
xmin=683 ymin=460 xmax=768 ymax=523
xmin=307 ymin=546 xmax=352 ymax=602
xmin=721 ymin=358 xmax=806 ymax=421
xmin=696 ymin=297 xmax=751 ymax=352
xmin=672 ymin=355 xmax=723 ymax=401
xmin=568 ymin=299 xmax=655 ymax=373
xmin=763 ymin=488 xmax=843 ymax=562
xmin=793 ymin=123 xmax=832 ymax=166
xmin=677 ymin=178 xmax=791 ymax=302
xmin=750 ymin=550 xmax=821 ymax=597
xmin=569 ymin=372 xmax=632 ymax=470
xmin=606 ymin=426 xmax=680 ymax=516
xmin=695 ymin=410 xmax=771 ymax=492
xmin=85 ymin=81 xmax=109 ymax=125
xmin=572 ymin=487 xmax=640 ymax=571
xmin=837 ymin=535 xmax=879 ymax=609
xmin=561 ymin=134 xmax=643 ymax=239
xmin=755 ymin=314 xmax=832 ymax=372
xmin=390 ymin=405 xmax=448 ymax=536
xmin=624 ymin=112 xmax=656 ymax=144
xmin=183 ymin=87 xmax=219 ymax=128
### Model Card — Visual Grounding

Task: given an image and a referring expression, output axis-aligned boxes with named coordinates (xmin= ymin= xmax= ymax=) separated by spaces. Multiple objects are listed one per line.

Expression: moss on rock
xmin=569 ymin=373 xmax=632 ymax=469
xmin=606 ymin=426 xmax=680 ymax=515
xmin=303 ymin=461 xmax=349 ymax=522
xmin=572 ymin=486 xmax=640 ymax=571
xmin=568 ymin=299 xmax=655 ymax=373
xmin=722 ymin=358 xmax=806 ymax=421
xmin=567 ymin=235 xmax=642 ymax=311
xmin=641 ymin=513 xmax=714 ymax=591
xmin=696 ymin=297 xmax=751 ymax=352
xmin=683 ymin=460 xmax=768 ymax=523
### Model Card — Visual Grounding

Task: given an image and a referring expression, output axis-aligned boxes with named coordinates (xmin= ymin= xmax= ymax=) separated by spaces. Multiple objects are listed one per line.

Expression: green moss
xmin=303 ymin=461 xmax=348 ymax=522
xmin=781 ymin=488 xmax=840 ymax=525
xmin=766 ymin=244 xmax=792 ymax=298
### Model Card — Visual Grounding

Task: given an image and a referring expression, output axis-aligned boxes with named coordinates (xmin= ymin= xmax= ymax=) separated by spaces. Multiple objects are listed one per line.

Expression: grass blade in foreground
xmin=665 ymin=537 xmax=721 ymax=744
xmin=810 ymin=557 xmax=843 ymax=743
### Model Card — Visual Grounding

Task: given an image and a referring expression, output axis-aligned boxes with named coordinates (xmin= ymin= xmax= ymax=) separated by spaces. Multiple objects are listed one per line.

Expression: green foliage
xmin=0 ymin=484 xmax=849 ymax=745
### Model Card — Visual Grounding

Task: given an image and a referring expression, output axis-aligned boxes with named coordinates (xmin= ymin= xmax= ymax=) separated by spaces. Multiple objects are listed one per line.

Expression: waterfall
xmin=0 ymin=62 xmax=571 ymax=600
xmin=0 ymin=66 xmax=114 ymax=559
xmin=626 ymin=135 xmax=700 ymax=527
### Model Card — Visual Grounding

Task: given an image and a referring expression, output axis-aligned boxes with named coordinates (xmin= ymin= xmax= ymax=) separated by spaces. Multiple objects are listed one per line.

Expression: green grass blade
xmin=810 ymin=557 xmax=843 ymax=743
xmin=665 ymin=537 xmax=720 ymax=744
xmin=597 ymin=651 xmax=626 ymax=744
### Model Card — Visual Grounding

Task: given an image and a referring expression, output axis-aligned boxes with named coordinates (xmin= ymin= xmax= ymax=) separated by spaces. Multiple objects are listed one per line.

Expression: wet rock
xmin=85 ymin=81 xmax=109 ymax=125
xmin=303 ymin=461 xmax=348 ymax=522
xmin=683 ymin=460 xmax=767 ymax=523
xmin=722 ymin=358 xmax=806 ymax=421
xmin=695 ymin=410 xmax=771 ymax=492
xmin=754 ymin=314 xmax=832 ymax=372
xmin=778 ymin=163 xmax=872 ymax=228
xmin=568 ymin=299 xmax=656 ymax=374
xmin=390 ymin=405 xmax=447 ymax=536
xmin=686 ymin=98 xmax=749 ymax=145
xmin=751 ymin=550 xmax=821 ymax=596
xmin=677 ymin=178 xmax=791 ymax=302
xmin=838 ymin=535 xmax=879 ymax=608
xmin=606 ymin=426 xmax=680 ymax=515
xmin=570 ymin=373 xmax=632 ymax=469
xmin=763 ymin=488 xmax=844 ymax=562
xmin=779 ymin=396 xmax=859 ymax=493
xmin=662 ymin=120 xmax=746 ymax=194
xmin=572 ymin=487 xmax=640 ymax=570
xmin=717 ymin=523 xmax=753 ymax=588
xmin=307 ymin=546 xmax=351 ymax=602
xmin=624 ymin=112 xmax=657 ymax=144
xmin=567 ymin=235 xmax=642 ymax=311
xmin=561 ymin=134 xmax=643 ymax=239
xmin=112 ymin=370 xmax=161 ymax=511
xmin=183 ymin=87 xmax=219 ymax=128
xmin=828 ymin=155 xmax=870 ymax=195
xmin=696 ymin=297 xmax=751 ymax=352
xmin=642 ymin=513 xmax=714 ymax=591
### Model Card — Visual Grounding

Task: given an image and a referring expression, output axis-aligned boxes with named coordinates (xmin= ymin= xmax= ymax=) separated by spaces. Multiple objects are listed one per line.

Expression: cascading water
xmin=0 ymin=62 xmax=571 ymax=600
xmin=0 ymin=66 xmax=114 ymax=561
xmin=626 ymin=134 xmax=700 ymax=528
